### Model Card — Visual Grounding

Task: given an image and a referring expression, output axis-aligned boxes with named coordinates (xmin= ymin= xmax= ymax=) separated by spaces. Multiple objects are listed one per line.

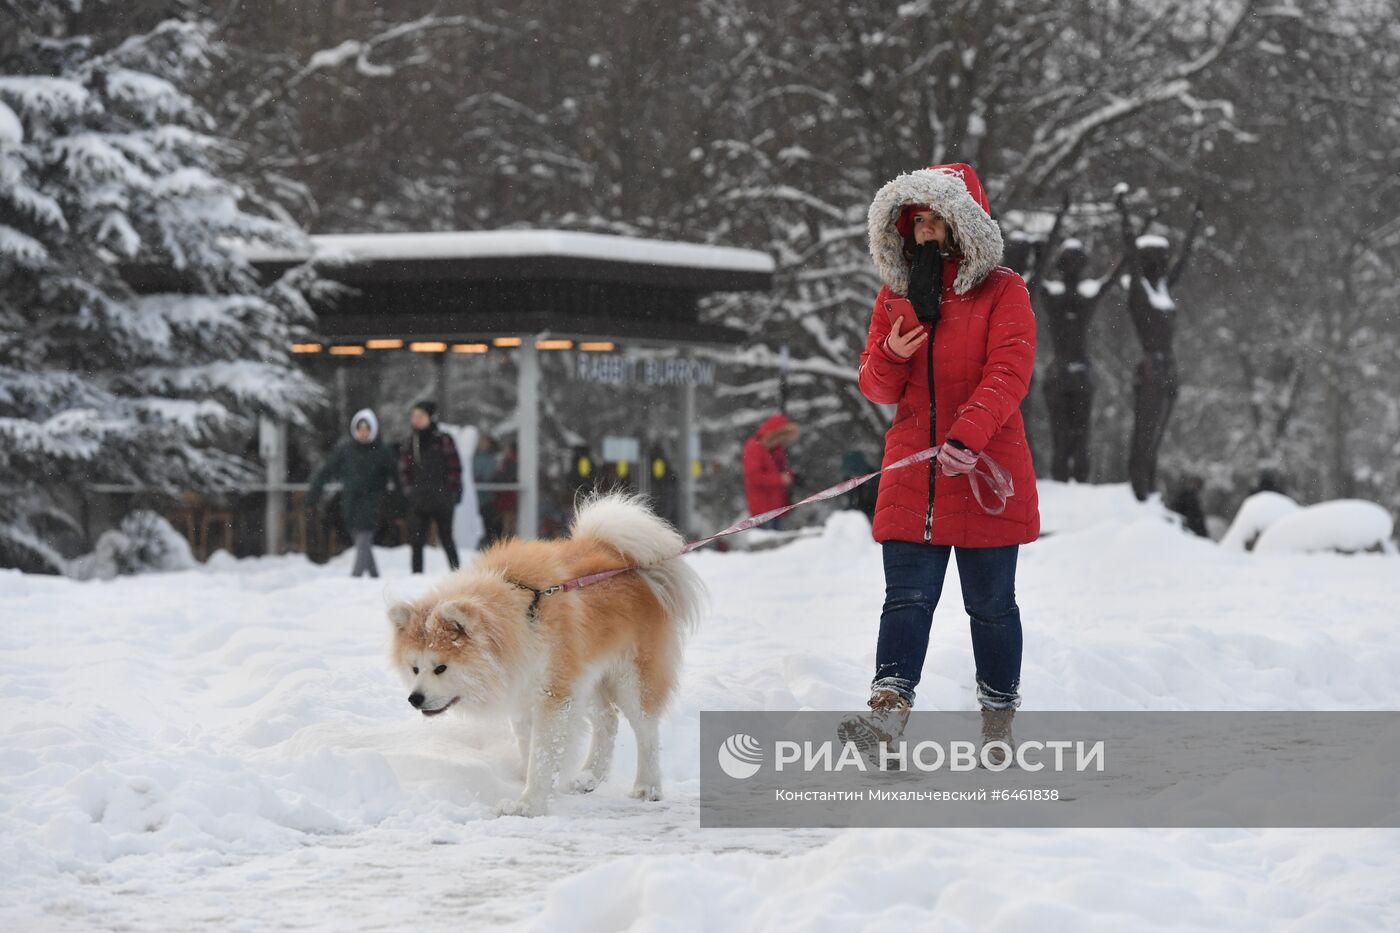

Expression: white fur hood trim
xmin=867 ymin=168 xmax=1004 ymax=296
xmin=350 ymin=407 xmax=378 ymax=442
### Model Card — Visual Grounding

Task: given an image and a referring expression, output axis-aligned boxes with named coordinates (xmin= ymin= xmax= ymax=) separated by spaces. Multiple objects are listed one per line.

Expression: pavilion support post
xmin=517 ymin=337 xmax=540 ymax=540
xmin=435 ymin=350 xmax=450 ymax=421
xmin=334 ymin=365 xmax=349 ymax=435
xmin=259 ymin=415 xmax=287 ymax=556
xmin=678 ymin=362 xmax=697 ymax=537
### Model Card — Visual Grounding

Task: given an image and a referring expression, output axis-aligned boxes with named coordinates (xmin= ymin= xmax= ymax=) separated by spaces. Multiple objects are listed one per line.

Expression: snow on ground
xmin=3 ymin=480 xmax=1399 ymax=930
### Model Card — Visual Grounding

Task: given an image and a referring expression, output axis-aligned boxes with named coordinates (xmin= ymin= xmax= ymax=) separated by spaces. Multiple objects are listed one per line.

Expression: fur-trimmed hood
xmin=755 ymin=413 xmax=791 ymax=440
xmin=350 ymin=407 xmax=379 ymax=442
xmin=867 ymin=162 xmax=1004 ymax=296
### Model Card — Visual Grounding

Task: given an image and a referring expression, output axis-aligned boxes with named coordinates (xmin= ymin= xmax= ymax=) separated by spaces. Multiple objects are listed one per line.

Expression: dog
xmin=387 ymin=492 xmax=706 ymax=817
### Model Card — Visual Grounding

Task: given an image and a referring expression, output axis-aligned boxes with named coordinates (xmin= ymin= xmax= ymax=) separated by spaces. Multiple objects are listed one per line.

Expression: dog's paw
xmin=629 ymin=783 xmax=663 ymax=802
xmin=567 ymin=772 xmax=601 ymax=794
xmin=496 ymin=796 xmax=548 ymax=818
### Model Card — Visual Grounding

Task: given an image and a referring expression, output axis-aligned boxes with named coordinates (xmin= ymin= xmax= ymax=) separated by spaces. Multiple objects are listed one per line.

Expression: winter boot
xmin=838 ymin=688 xmax=912 ymax=770
xmin=979 ymin=708 xmax=1016 ymax=768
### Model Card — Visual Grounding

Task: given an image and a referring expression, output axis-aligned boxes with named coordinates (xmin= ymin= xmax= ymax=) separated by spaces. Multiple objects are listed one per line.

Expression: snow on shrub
xmin=66 ymin=511 xmax=196 ymax=580
xmin=1252 ymin=500 xmax=1396 ymax=556
xmin=1219 ymin=491 xmax=1300 ymax=551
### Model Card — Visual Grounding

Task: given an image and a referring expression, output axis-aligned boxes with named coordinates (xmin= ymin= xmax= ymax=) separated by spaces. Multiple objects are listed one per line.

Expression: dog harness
xmin=506 ymin=579 xmax=561 ymax=624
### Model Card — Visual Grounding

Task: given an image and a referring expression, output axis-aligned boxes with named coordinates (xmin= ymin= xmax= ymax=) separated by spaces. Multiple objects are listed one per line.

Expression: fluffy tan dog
xmin=387 ymin=493 xmax=706 ymax=817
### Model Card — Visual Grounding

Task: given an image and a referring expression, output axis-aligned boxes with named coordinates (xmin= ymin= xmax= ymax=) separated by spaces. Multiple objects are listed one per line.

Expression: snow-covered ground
xmin=3 ymin=482 xmax=1399 ymax=931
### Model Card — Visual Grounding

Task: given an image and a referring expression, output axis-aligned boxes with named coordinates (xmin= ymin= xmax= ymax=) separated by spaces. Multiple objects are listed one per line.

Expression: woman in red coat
xmin=843 ymin=162 xmax=1039 ymax=757
xmin=743 ymin=413 xmax=801 ymax=529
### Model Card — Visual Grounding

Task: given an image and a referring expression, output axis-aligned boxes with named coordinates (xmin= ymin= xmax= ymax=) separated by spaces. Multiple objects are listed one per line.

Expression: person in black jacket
xmin=307 ymin=408 xmax=398 ymax=577
xmin=399 ymin=400 xmax=463 ymax=574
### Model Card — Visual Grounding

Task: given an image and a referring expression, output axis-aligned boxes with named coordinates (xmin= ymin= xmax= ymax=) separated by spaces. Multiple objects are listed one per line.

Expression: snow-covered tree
xmin=674 ymin=0 xmax=1287 ymax=491
xmin=194 ymin=0 xmax=1397 ymax=523
xmin=49 ymin=0 xmax=1394 ymax=531
xmin=0 ymin=7 xmax=325 ymax=569
xmin=1158 ymin=0 xmax=1400 ymax=514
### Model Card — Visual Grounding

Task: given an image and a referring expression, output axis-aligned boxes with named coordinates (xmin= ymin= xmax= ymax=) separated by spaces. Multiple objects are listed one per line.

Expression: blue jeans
xmin=872 ymin=540 xmax=1023 ymax=710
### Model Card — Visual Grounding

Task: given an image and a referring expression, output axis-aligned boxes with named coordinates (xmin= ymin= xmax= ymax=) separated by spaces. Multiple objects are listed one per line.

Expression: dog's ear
xmin=387 ymin=602 xmax=419 ymax=631
xmin=435 ymin=601 xmax=473 ymax=639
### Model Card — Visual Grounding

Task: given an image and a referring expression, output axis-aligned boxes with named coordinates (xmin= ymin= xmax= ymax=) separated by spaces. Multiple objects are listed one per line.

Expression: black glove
xmin=908 ymin=241 xmax=943 ymax=325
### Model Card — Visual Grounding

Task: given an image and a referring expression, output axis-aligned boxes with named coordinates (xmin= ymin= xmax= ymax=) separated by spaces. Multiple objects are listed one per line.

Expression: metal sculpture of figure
xmin=1002 ymin=227 xmax=1037 ymax=280
xmin=1115 ymin=188 xmax=1203 ymax=501
xmin=1031 ymin=192 xmax=1126 ymax=483
xmin=1002 ymin=222 xmax=1045 ymax=464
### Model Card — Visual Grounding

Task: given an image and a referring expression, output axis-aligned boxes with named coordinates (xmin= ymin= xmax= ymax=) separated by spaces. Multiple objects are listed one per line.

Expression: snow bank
xmin=1037 ymin=480 xmax=1177 ymax=536
xmin=0 ymin=567 xmax=29 ymax=597
xmin=1253 ymin=499 xmax=1395 ymax=555
xmin=519 ymin=828 xmax=1400 ymax=933
xmin=2 ymin=482 xmax=1399 ymax=928
xmin=1220 ymin=491 xmax=1300 ymax=551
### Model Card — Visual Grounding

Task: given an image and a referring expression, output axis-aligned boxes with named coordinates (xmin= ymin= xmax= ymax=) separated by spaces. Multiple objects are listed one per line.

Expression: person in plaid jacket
xmin=399 ymin=400 xmax=463 ymax=574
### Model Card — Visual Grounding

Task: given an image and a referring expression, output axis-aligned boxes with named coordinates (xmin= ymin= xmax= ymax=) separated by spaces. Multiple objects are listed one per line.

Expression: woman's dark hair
xmin=901 ymin=219 xmax=961 ymax=264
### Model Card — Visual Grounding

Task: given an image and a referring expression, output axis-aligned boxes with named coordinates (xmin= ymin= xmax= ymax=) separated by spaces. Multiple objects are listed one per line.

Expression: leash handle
xmin=965 ymin=450 xmax=1015 ymax=516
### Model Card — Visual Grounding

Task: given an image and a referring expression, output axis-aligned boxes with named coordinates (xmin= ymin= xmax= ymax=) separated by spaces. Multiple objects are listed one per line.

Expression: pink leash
xmin=551 ymin=445 xmax=1015 ymax=595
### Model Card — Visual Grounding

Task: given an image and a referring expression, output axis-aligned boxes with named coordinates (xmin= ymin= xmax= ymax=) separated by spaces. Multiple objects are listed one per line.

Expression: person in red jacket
xmin=743 ymin=413 xmax=801 ymax=529
xmin=841 ymin=163 xmax=1040 ymax=762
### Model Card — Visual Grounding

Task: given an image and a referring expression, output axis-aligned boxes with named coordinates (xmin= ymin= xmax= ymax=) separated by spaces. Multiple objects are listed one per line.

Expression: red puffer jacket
xmin=743 ymin=413 xmax=793 ymax=516
xmin=859 ymin=163 xmax=1040 ymax=547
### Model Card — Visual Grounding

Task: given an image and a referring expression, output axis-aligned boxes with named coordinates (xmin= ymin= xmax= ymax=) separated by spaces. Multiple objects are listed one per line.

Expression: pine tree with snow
xmin=0 ymin=7 xmax=326 ymax=570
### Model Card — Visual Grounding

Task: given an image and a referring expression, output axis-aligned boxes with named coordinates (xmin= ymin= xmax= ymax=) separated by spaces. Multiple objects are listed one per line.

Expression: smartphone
xmin=884 ymin=296 xmax=921 ymax=336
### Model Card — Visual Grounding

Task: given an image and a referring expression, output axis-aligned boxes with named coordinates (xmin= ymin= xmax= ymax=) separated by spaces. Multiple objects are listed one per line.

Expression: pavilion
xmin=243 ymin=229 xmax=774 ymax=552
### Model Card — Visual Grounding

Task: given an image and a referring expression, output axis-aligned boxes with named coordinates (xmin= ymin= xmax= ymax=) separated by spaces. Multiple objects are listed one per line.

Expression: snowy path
xmin=3 ymin=483 xmax=1399 ymax=930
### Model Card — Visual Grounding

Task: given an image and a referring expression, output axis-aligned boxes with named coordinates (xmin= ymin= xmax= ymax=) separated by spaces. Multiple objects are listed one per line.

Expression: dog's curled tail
xmin=569 ymin=492 xmax=707 ymax=635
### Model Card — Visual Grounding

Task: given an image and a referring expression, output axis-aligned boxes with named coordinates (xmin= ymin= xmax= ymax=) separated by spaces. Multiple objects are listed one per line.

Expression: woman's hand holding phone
xmin=883 ymin=298 xmax=928 ymax=359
